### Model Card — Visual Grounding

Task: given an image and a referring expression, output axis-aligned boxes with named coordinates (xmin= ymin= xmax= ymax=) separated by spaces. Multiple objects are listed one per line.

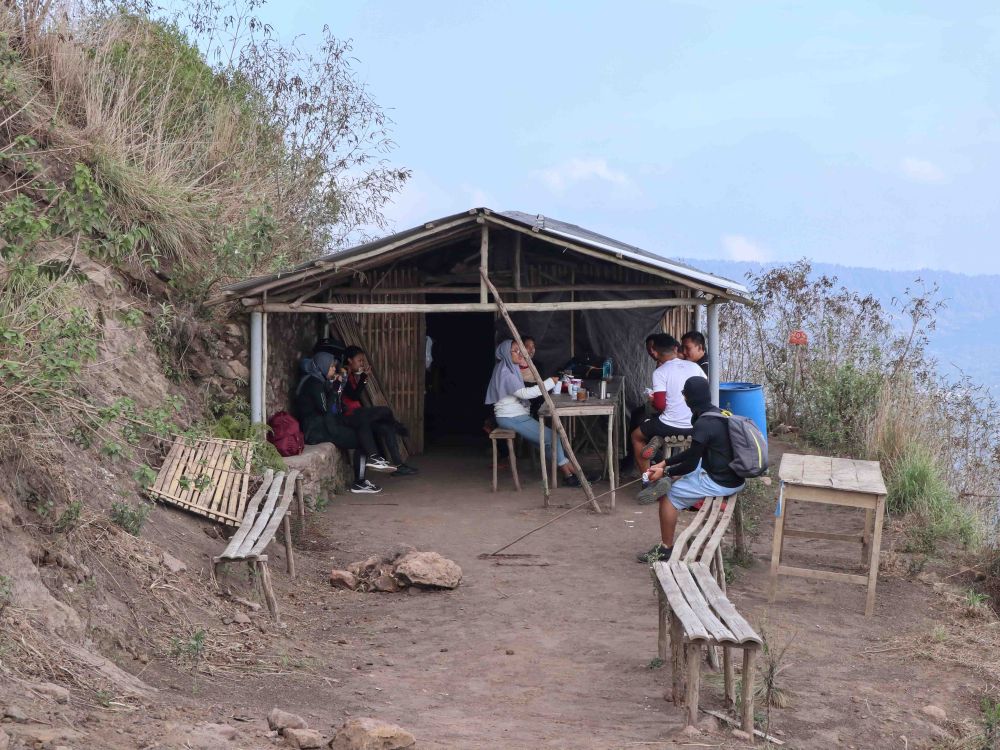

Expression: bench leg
xmin=669 ymin=611 xmax=684 ymax=704
xmin=491 ymin=439 xmax=498 ymax=492
xmin=741 ymin=646 xmax=759 ymax=736
xmin=507 ymin=438 xmax=521 ymax=491
xmin=283 ymin=514 xmax=295 ymax=578
xmin=723 ymin=646 xmax=736 ymax=708
xmin=211 ymin=557 xmax=224 ymax=588
xmin=685 ymin=643 xmax=701 ymax=726
xmin=256 ymin=558 xmax=280 ymax=622
xmin=296 ymin=476 xmax=306 ymax=528
xmin=706 ymin=642 xmax=720 ymax=671
xmin=657 ymin=590 xmax=668 ymax=662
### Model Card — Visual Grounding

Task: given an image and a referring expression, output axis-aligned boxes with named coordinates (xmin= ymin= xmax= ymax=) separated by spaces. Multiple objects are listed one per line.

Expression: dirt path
xmin=72 ymin=442 xmax=990 ymax=749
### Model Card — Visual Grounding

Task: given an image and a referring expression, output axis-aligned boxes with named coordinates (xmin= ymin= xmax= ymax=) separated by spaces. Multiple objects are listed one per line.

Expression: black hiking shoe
xmin=350 ymin=480 xmax=382 ymax=494
xmin=393 ymin=464 xmax=418 ymax=476
xmin=640 ymin=436 xmax=664 ymax=461
xmin=636 ymin=544 xmax=673 ymax=564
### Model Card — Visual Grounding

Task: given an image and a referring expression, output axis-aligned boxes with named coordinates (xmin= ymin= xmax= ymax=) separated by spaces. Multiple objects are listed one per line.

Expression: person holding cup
xmin=485 ymin=340 xmax=590 ymax=488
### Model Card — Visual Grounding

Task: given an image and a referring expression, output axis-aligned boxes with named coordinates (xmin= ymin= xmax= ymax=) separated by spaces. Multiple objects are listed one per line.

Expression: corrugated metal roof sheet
xmin=216 ymin=207 xmax=749 ymax=300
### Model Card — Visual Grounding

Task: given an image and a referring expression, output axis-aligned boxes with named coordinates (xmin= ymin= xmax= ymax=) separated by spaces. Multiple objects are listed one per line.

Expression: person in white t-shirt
xmin=630 ymin=333 xmax=707 ymax=473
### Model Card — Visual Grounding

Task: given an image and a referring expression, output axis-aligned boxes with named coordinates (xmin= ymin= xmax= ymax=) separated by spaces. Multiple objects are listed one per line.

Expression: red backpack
xmin=266 ymin=411 xmax=304 ymax=457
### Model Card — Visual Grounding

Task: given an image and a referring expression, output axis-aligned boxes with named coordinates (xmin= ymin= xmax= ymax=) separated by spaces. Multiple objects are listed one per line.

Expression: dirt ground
xmin=9 ymin=440 xmax=994 ymax=749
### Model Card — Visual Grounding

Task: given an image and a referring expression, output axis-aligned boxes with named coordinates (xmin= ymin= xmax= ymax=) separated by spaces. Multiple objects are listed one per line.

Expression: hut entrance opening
xmin=425 ymin=309 xmax=496 ymax=444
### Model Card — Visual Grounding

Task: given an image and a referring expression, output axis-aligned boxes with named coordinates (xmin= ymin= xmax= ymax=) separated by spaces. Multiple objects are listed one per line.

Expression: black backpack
xmin=701 ymin=411 xmax=768 ymax=478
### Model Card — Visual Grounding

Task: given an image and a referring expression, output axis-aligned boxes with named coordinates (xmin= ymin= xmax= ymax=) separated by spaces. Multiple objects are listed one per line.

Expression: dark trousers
xmin=303 ymin=415 xmax=366 ymax=483
xmin=346 ymin=406 xmax=403 ymax=464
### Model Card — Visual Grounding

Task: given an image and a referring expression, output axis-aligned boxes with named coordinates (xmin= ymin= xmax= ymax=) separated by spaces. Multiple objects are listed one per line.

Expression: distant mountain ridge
xmin=680 ymin=258 xmax=1000 ymax=396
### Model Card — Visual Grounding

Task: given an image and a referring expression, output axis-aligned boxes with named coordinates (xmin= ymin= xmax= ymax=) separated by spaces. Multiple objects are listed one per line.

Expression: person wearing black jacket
xmin=637 ymin=376 xmax=745 ymax=563
xmin=341 ymin=346 xmax=417 ymax=476
xmin=294 ymin=351 xmax=380 ymax=494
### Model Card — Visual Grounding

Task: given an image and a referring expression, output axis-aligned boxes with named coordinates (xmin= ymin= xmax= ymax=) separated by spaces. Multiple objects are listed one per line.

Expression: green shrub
xmin=0 ymin=574 xmax=13 ymax=616
xmin=203 ymin=397 xmax=285 ymax=473
xmin=109 ymin=500 xmax=150 ymax=536
xmin=888 ymin=444 xmax=978 ymax=553
xmin=799 ymin=362 xmax=883 ymax=454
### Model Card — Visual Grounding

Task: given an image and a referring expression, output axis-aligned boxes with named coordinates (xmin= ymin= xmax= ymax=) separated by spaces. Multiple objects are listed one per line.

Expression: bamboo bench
xmin=213 ymin=469 xmax=304 ymax=621
xmin=651 ymin=494 xmax=763 ymax=739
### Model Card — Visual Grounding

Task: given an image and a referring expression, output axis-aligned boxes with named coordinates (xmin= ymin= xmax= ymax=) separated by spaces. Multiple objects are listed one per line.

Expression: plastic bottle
xmin=602 ymin=358 xmax=613 ymax=379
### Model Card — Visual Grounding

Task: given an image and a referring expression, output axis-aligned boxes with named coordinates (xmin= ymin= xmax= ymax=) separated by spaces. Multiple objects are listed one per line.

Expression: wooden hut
xmin=214 ymin=208 xmax=749 ymax=453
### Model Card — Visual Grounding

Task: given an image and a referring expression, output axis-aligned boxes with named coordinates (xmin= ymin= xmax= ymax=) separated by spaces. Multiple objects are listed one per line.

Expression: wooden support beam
xmin=514 ymin=233 xmax=522 ymax=292
xmin=286 ymin=283 xmax=689 ymax=297
xmin=248 ymin=297 xmax=702 ymax=314
xmin=481 ymin=270 xmax=601 ymax=514
xmin=479 ymin=223 xmax=489 ymax=304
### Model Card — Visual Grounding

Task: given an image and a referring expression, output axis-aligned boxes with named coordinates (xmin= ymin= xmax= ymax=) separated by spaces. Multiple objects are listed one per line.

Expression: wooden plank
xmin=783 ymin=528 xmax=864 ymax=543
xmin=670 ymin=562 xmax=737 ymax=644
xmin=684 ymin=496 xmax=723 ymax=563
xmin=831 ymin=457 xmax=861 ymax=492
xmin=205 ymin=440 xmax=237 ymax=521
xmin=783 ymin=485 xmax=879 ymax=509
xmin=249 ymin=470 xmax=300 ymax=557
xmin=151 ymin=440 xmax=184 ymax=494
xmin=149 ymin=490 xmax=242 ymax=524
xmin=220 ymin=470 xmax=274 ymax=558
xmin=253 ymin=297 xmax=701 ymax=314
xmin=234 ymin=471 xmax=285 ymax=558
xmin=233 ymin=443 xmax=254 ymax=521
xmin=699 ymin=496 xmax=737 ymax=565
xmin=193 ymin=440 xmax=224 ymax=521
xmin=652 ymin=563 xmax=710 ymax=642
xmin=690 ymin=563 xmax=762 ymax=645
xmin=854 ymin=460 xmax=888 ymax=495
xmin=672 ymin=500 xmax=711 ymax=560
xmin=176 ymin=438 xmax=208 ymax=508
xmin=865 ymin=495 xmax=886 ymax=617
xmin=479 ymin=224 xmax=488 ymax=304
xmin=777 ymin=564 xmax=868 ymax=585
xmin=801 ymin=454 xmax=833 ymax=487
xmin=163 ymin=438 xmax=194 ymax=497
xmin=777 ymin=452 xmax=805 ymax=484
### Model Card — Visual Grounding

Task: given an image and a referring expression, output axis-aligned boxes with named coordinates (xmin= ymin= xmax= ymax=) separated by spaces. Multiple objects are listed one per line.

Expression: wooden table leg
xmin=862 ymin=507 xmax=874 ymax=564
xmin=607 ymin=412 xmax=616 ymax=510
xmin=865 ymin=495 xmax=886 ymax=617
xmin=539 ymin=418 xmax=549 ymax=506
xmin=768 ymin=486 xmax=786 ymax=602
xmin=550 ymin=418 xmax=558 ymax=489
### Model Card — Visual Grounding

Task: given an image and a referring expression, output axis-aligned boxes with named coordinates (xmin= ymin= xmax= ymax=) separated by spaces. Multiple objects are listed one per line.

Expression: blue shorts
xmin=667 ymin=462 xmax=744 ymax=510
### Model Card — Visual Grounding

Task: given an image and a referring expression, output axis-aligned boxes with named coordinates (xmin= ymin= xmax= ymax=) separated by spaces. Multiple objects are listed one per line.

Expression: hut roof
xmin=212 ymin=207 xmax=750 ymax=305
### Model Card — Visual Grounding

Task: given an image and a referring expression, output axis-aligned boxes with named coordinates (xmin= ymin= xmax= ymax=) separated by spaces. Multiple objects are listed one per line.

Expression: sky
xmin=245 ymin=1 xmax=1000 ymax=273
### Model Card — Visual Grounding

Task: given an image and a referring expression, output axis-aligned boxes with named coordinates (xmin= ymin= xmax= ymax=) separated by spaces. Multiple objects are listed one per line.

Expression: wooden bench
xmin=213 ymin=469 xmax=304 ymax=621
xmin=651 ymin=494 xmax=763 ymax=739
xmin=489 ymin=429 xmax=521 ymax=492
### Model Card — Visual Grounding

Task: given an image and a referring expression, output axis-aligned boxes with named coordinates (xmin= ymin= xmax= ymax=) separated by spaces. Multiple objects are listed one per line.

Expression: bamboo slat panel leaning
xmin=148 ymin=436 xmax=254 ymax=526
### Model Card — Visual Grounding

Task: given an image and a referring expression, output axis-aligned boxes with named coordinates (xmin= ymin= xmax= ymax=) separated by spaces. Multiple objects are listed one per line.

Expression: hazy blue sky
xmin=249 ymin=1 xmax=1000 ymax=273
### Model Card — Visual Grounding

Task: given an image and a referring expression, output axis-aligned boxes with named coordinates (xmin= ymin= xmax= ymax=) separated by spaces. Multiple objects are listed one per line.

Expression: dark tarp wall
xmin=494 ymin=291 xmax=667 ymax=412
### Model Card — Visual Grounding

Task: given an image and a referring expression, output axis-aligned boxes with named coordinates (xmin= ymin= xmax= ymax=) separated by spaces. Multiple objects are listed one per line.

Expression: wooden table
xmin=769 ymin=453 xmax=888 ymax=616
xmin=538 ymin=376 xmax=625 ymax=509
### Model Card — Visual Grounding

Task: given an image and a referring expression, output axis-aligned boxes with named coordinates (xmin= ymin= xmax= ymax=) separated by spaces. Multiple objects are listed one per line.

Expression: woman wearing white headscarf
xmin=485 ymin=340 xmax=587 ymax=487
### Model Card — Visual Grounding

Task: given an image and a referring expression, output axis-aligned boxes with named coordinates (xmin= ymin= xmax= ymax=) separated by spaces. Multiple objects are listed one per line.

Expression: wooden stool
xmin=489 ymin=429 xmax=521 ymax=492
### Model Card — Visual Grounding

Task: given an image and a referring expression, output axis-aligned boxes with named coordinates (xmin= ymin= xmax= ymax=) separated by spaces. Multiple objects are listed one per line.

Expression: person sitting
xmin=295 ymin=351 xmax=381 ymax=494
xmin=680 ymin=330 xmax=709 ymax=376
xmin=519 ymin=335 xmax=547 ymax=420
xmin=630 ymin=333 xmax=706 ymax=473
xmin=341 ymin=346 xmax=418 ymax=476
xmin=486 ymin=340 xmax=590 ymax=487
xmin=637 ymin=376 xmax=745 ymax=562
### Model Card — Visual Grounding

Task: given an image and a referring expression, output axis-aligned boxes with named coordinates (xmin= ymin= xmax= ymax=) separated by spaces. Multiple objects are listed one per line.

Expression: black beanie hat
xmin=682 ymin=376 xmax=714 ymax=414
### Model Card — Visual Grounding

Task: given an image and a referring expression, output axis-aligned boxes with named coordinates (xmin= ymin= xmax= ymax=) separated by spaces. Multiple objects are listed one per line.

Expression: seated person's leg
xmin=373 ymin=421 xmax=405 ymax=466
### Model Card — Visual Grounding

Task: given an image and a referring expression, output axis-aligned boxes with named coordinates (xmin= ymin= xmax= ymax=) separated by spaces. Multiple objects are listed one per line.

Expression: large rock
xmin=393 ymin=552 xmax=462 ymax=589
xmin=922 ymin=704 xmax=948 ymax=723
xmin=268 ymin=708 xmax=308 ymax=732
xmin=285 ymin=727 xmax=324 ymax=748
xmin=329 ymin=570 xmax=358 ymax=590
xmin=328 ymin=718 xmax=416 ymax=750
xmin=283 ymin=442 xmax=353 ymax=497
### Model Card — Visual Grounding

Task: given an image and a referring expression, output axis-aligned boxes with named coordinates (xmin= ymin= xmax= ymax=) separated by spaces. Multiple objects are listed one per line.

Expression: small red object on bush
xmin=788 ymin=330 xmax=808 ymax=346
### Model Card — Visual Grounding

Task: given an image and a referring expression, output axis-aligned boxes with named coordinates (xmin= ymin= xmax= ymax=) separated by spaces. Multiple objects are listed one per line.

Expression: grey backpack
xmin=702 ymin=411 xmax=768 ymax=478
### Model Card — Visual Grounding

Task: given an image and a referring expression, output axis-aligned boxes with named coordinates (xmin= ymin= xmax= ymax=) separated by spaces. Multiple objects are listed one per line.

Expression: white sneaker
xmin=350 ymin=480 xmax=382 ymax=494
xmin=366 ymin=456 xmax=398 ymax=473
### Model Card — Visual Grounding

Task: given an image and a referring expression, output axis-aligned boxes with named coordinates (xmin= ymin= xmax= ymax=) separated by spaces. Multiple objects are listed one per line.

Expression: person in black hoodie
xmin=294 ymin=351 xmax=381 ymax=494
xmin=637 ymin=376 xmax=745 ymax=563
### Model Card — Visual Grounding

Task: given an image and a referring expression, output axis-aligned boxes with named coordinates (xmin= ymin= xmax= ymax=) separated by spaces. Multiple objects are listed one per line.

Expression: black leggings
xmin=304 ymin=416 xmax=366 ymax=483
xmin=346 ymin=406 xmax=403 ymax=464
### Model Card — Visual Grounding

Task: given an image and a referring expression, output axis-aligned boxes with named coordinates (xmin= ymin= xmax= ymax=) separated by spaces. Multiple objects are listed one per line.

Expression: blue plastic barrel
xmin=718 ymin=382 xmax=768 ymax=441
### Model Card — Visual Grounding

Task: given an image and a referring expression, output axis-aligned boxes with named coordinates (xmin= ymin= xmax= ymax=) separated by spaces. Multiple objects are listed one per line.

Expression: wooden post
xmin=685 ymin=643 xmax=701 ymax=725
xmin=723 ymin=646 xmax=736 ymax=708
xmin=481 ymin=271 xmax=601 ymax=513
xmin=491 ymin=437 xmax=499 ymax=492
xmin=741 ymin=646 xmax=759 ymax=735
xmin=670 ymin=611 xmax=684 ymax=705
xmin=256 ymin=557 xmax=279 ymax=621
xmin=865 ymin=495 xmax=886 ymax=617
xmin=657 ymin=589 xmax=668 ymax=662
xmin=282 ymin=515 xmax=295 ymax=578
xmin=507 ymin=437 xmax=520 ymax=491
xmin=513 ymin=233 xmax=522 ymax=293
xmin=479 ymin=224 xmax=489 ymax=304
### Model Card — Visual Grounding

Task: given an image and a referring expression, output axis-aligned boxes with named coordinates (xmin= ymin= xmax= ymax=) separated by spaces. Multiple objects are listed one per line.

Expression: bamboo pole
xmin=480 ymin=224 xmax=489 ymax=304
xmin=480 ymin=270 xmax=601 ymax=513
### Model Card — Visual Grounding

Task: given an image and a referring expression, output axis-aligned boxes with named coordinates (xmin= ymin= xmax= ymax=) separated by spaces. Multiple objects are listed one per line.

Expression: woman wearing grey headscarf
xmin=486 ymin=340 xmax=587 ymax=487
